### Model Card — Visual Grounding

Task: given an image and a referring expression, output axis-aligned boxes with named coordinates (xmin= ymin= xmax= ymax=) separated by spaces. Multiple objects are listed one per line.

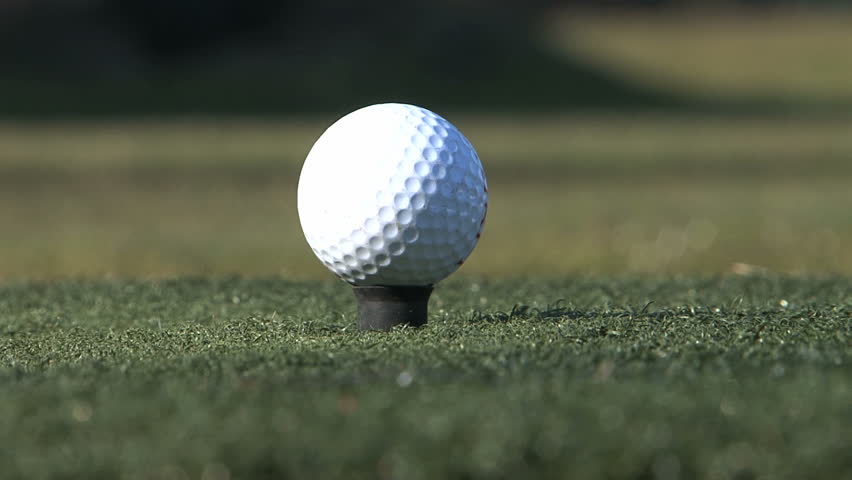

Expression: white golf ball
xmin=298 ymin=103 xmax=488 ymax=286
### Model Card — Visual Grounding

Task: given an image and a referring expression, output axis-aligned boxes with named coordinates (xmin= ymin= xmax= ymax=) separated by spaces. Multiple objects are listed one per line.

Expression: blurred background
xmin=1 ymin=0 xmax=851 ymax=280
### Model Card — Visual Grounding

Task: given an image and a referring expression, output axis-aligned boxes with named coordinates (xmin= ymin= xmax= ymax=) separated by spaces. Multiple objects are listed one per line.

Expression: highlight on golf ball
xmin=297 ymin=103 xmax=488 ymax=286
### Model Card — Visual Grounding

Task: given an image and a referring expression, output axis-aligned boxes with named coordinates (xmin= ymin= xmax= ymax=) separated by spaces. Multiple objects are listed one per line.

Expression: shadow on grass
xmin=4 ymin=1 xmax=852 ymax=118
xmin=0 ymin=1 xmax=733 ymax=117
xmin=6 ymin=46 xmax=851 ymax=118
xmin=0 ymin=48 xmax=688 ymax=117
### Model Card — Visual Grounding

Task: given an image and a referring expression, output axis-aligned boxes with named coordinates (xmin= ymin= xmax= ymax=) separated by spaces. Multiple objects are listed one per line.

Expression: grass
xmin=549 ymin=11 xmax=852 ymax=103
xmin=3 ymin=11 xmax=852 ymax=478
xmin=7 ymin=11 xmax=852 ymax=116
xmin=1 ymin=275 xmax=850 ymax=479
xmin=2 ymin=114 xmax=852 ymax=279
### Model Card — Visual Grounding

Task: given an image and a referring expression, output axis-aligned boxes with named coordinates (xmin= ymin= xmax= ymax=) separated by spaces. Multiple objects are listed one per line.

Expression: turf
xmin=3 ymin=115 xmax=852 ymax=279
xmin=1 ymin=275 xmax=849 ymax=479
xmin=549 ymin=12 xmax=852 ymax=103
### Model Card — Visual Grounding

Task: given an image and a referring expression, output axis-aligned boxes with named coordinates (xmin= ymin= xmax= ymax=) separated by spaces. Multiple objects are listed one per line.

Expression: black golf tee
xmin=351 ymin=285 xmax=433 ymax=331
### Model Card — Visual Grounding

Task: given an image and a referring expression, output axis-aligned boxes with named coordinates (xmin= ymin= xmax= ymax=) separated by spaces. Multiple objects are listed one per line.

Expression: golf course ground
xmin=2 ymin=11 xmax=852 ymax=478
xmin=2 ymin=276 xmax=850 ymax=479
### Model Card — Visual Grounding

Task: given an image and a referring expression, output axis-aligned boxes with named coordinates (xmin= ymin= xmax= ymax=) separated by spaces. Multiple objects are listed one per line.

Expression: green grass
xmin=549 ymin=11 xmax=852 ymax=103
xmin=2 ymin=114 xmax=850 ymax=478
xmin=4 ymin=11 xmax=852 ymax=478
xmin=3 ymin=115 xmax=852 ymax=279
xmin=1 ymin=276 xmax=850 ymax=479
xmin=6 ymin=11 xmax=852 ymax=115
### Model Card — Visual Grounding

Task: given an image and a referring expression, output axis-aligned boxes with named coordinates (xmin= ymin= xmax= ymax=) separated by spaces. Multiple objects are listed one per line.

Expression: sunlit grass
xmin=548 ymin=11 xmax=852 ymax=101
xmin=2 ymin=116 xmax=851 ymax=279
xmin=4 ymin=115 xmax=852 ymax=171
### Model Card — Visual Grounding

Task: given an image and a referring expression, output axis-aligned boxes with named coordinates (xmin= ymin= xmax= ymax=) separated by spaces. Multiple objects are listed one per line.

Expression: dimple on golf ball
xmin=297 ymin=103 xmax=488 ymax=286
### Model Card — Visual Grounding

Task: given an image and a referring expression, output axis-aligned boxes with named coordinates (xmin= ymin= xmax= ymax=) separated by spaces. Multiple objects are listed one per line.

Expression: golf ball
xmin=298 ymin=103 xmax=488 ymax=286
